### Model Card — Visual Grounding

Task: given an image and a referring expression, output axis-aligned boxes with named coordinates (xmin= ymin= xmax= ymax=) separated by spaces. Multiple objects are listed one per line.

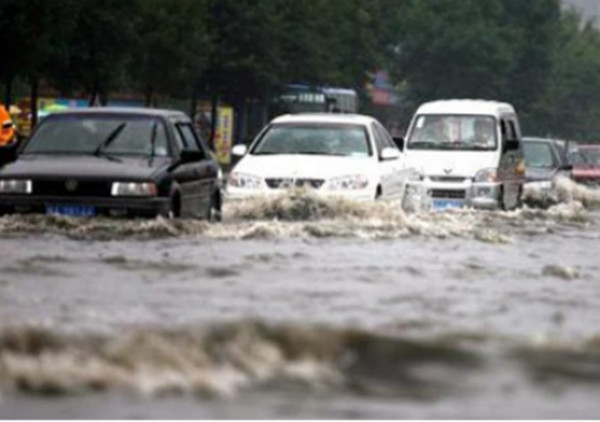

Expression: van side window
xmin=500 ymin=120 xmax=508 ymax=142
xmin=508 ymin=120 xmax=520 ymax=141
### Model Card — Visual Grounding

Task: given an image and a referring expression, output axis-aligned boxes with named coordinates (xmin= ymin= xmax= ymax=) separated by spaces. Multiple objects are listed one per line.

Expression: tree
xmin=394 ymin=0 xmax=517 ymax=104
xmin=131 ymin=0 xmax=210 ymax=108
xmin=532 ymin=12 xmax=600 ymax=140
xmin=66 ymin=0 xmax=140 ymax=105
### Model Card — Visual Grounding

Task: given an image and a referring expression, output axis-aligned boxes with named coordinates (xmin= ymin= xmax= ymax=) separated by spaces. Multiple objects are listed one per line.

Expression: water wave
xmin=0 ymin=182 xmax=596 ymax=241
xmin=1 ymin=323 xmax=599 ymax=399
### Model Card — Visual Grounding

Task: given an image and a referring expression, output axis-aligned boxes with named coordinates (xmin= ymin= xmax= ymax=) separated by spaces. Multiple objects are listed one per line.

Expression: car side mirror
xmin=179 ymin=149 xmax=205 ymax=163
xmin=393 ymin=137 xmax=404 ymax=152
xmin=380 ymin=147 xmax=401 ymax=161
xmin=231 ymin=144 xmax=248 ymax=157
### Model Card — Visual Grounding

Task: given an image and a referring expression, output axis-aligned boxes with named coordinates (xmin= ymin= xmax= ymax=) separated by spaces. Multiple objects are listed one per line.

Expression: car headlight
xmin=328 ymin=175 xmax=369 ymax=191
xmin=0 ymin=179 xmax=32 ymax=194
xmin=405 ymin=167 xmax=425 ymax=182
xmin=111 ymin=182 xmax=157 ymax=197
xmin=474 ymin=168 xmax=498 ymax=183
xmin=228 ymin=172 xmax=263 ymax=189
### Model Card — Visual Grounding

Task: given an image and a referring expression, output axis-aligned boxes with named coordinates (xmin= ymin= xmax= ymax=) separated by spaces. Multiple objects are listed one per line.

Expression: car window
xmin=523 ymin=142 xmax=557 ymax=168
xmin=172 ymin=124 xmax=187 ymax=149
xmin=371 ymin=123 xmax=386 ymax=157
xmin=374 ymin=123 xmax=396 ymax=150
xmin=176 ymin=124 xmax=201 ymax=152
xmin=24 ymin=115 xmax=169 ymax=157
xmin=408 ymin=115 xmax=497 ymax=151
xmin=251 ymin=123 xmax=371 ymax=157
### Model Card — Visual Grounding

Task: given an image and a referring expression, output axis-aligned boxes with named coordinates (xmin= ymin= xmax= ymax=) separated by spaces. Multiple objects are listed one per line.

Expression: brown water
xmin=0 ymin=181 xmax=599 ymax=418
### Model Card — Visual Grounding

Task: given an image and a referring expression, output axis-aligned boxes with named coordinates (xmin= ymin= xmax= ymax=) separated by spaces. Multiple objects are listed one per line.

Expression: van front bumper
xmin=405 ymin=181 xmax=502 ymax=210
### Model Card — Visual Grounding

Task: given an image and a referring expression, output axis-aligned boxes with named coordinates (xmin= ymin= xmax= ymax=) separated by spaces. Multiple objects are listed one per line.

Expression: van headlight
xmin=0 ymin=179 xmax=32 ymax=194
xmin=474 ymin=168 xmax=498 ymax=183
xmin=328 ymin=175 xmax=369 ymax=190
xmin=111 ymin=182 xmax=157 ymax=197
xmin=228 ymin=172 xmax=263 ymax=189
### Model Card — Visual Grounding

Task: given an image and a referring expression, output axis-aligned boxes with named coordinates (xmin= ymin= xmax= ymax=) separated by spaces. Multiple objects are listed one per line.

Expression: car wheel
xmin=161 ymin=194 xmax=180 ymax=219
xmin=375 ymin=185 xmax=382 ymax=200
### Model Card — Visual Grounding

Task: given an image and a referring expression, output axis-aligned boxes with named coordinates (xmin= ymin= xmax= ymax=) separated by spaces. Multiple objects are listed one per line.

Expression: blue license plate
xmin=432 ymin=199 xmax=464 ymax=210
xmin=46 ymin=204 xmax=96 ymax=217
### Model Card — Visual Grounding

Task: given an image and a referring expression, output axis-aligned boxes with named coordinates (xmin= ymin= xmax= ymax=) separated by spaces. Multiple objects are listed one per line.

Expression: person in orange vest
xmin=0 ymin=103 xmax=16 ymax=146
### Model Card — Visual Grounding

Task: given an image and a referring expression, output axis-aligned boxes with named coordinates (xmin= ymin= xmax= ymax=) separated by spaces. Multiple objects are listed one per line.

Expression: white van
xmin=401 ymin=100 xmax=526 ymax=210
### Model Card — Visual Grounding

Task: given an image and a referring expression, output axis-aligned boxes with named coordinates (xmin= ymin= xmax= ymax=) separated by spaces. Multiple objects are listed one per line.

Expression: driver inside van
xmin=419 ymin=117 xmax=451 ymax=144
xmin=470 ymin=118 xmax=495 ymax=148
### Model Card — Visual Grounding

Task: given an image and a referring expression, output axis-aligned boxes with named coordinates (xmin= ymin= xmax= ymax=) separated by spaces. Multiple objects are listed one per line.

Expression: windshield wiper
xmin=93 ymin=123 xmax=127 ymax=157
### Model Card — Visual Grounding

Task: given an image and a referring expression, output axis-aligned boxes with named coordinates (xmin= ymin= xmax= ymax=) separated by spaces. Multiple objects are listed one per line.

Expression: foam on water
xmin=1 ymin=322 xmax=599 ymax=400
xmin=0 ymin=182 xmax=597 ymax=241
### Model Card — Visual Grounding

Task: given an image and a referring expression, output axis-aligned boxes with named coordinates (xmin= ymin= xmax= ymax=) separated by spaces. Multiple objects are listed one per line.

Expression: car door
xmin=499 ymin=116 xmax=524 ymax=207
xmin=171 ymin=122 xmax=217 ymax=218
xmin=372 ymin=123 xmax=402 ymax=199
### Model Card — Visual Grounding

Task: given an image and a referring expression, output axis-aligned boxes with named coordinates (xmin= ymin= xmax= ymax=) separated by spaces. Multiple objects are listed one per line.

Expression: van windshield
xmin=407 ymin=115 xmax=498 ymax=151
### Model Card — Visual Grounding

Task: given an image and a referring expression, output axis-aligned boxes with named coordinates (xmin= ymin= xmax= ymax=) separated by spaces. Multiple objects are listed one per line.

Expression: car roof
xmin=270 ymin=113 xmax=378 ymax=126
xmin=416 ymin=99 xmax=516 ymax=116
xmin=47 ymin=107 xmax=188 ymax=119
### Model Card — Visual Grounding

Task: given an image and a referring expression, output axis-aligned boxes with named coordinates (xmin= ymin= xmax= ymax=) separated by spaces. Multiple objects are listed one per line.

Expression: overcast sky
xmin=562 ymin=0 xmax=600 ymax=25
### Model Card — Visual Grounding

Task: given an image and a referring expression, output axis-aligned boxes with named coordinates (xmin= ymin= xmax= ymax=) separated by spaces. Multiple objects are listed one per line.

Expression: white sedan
xmin=226 ymin=113 xmax=405 ymax=201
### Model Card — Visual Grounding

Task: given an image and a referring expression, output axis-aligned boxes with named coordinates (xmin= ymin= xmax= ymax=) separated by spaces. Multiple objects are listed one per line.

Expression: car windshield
xmin=523 ymin=141 xmax=556 ymax=168
xmin=23 ymin=114 xmax=170 ymax=157
xmin=251 ymin=123 xmax=371 ymax=157
xmin=407 ymin=115 xmax=498 ymax=151
xmin=580 ymin=149 xmax=600 ymax=165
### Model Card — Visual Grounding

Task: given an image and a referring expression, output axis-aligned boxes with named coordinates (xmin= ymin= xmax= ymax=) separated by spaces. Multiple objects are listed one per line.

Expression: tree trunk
xmin=30 ymin=77 xmax=39 ymax=129
xmin=190 ymin=86 xmax=198 ymax=123
xmin=99 ymin=90 xmax=108 ymax=106
xmin=3 ymin=75 xmax=14 ymax=108
xmin=144 ymin=86 xmax=154 ymax=108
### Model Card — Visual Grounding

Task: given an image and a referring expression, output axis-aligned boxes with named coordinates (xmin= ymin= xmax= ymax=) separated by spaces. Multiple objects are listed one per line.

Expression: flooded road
xmin=1 ymin=180 xmax=600 ymax=418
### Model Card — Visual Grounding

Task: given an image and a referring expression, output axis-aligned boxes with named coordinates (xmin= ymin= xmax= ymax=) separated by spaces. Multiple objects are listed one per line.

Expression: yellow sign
xmin=214 ymin=106 xmax=234 ymax=165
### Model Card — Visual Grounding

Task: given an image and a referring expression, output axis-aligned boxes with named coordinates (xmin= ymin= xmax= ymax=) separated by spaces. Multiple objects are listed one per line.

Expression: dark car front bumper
xmin=0 ymin=195 xmax=171 ymax=217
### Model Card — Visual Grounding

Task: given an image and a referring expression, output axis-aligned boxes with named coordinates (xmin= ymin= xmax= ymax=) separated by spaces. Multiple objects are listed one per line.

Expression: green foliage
xmin=1 ymin=0 xmax=600 ymax=140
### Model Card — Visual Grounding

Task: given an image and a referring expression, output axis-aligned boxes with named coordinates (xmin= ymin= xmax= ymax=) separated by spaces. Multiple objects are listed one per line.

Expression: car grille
xmin=33 ymin=180 xmax=112 ymax=197
xmin=430 ymin=189 xmax=467 ymax=199
xmin=430 ymin=176 xmax=468 ymax=183
xmin=265 ymin=178 xmax=325 ymax=189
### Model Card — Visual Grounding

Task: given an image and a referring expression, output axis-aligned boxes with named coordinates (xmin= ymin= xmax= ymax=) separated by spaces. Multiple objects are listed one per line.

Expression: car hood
xmin=525 ymin=167 xmax=556 ymax=182
xmin=233 ymin=154 xmax=377 ymax=179
xmin=403 ymin=150 xmax=498 ymax=178
xmin=0 ymin=154 xmax=170 ymax=180
xmin=573 ymin=165 xmax=600 ymax=178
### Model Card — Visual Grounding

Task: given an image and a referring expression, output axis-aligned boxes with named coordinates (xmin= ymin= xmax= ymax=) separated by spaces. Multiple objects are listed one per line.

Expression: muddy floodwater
xmin=1 ymin=180 xmax=600 ymax=418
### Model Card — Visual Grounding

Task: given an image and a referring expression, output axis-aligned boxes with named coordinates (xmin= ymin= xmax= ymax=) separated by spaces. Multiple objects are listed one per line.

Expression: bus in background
xmin=271 ymin=84 xmax=358 ymax=116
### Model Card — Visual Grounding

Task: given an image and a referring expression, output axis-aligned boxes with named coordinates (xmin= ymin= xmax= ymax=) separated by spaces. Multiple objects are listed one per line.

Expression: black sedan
xmin=0 ymin=108 xmax=222 ymax=219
